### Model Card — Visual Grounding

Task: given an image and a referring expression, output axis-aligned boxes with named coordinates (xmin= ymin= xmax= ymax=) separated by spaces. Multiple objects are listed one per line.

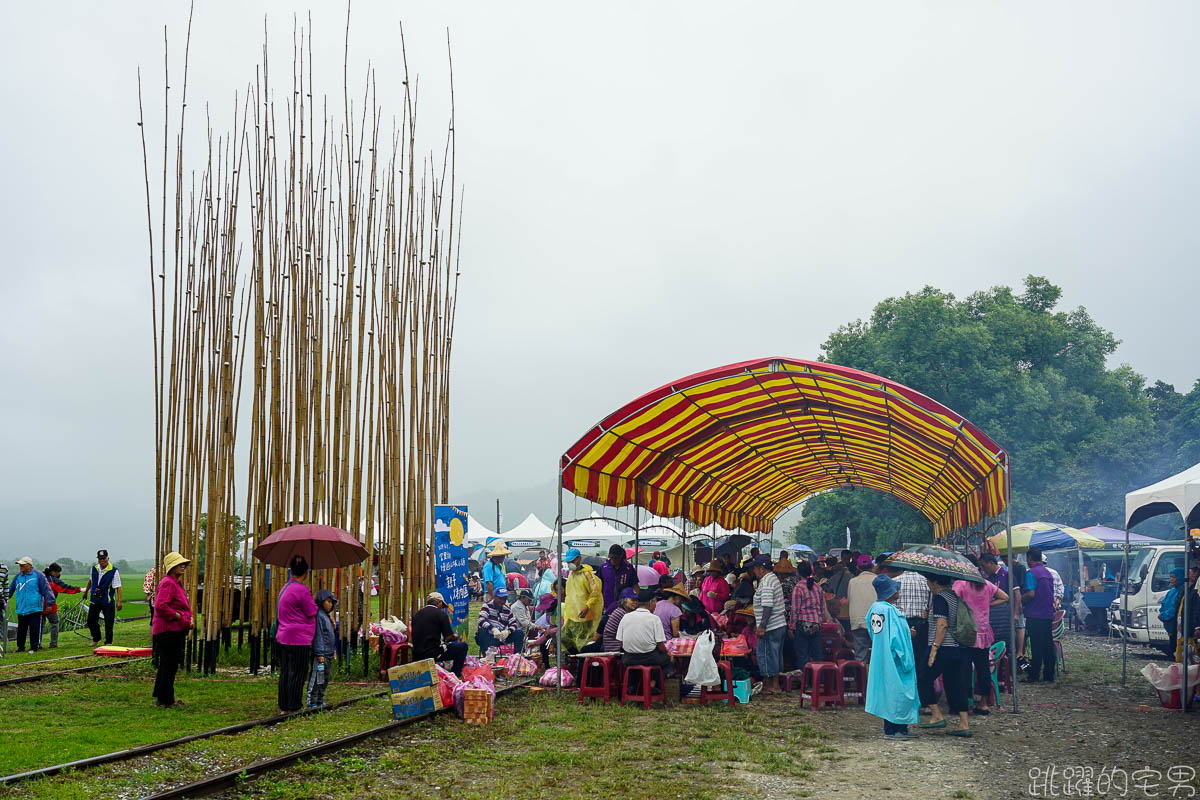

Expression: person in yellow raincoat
xmin=562 ymin=548 xmax=603 ymax=653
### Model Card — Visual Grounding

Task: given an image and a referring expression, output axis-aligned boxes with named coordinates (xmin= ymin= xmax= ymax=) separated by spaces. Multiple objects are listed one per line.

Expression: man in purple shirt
xmin=599 ymin=544 xmax=638 ymax=615
xmin=1021 ymin=547 xmax=1056 ymax=683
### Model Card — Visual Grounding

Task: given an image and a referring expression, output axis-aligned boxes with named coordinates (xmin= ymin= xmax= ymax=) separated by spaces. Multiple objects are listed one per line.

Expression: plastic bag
xmin=666 ymin=636 xmax=697 ymax=656
xmin=540 ymin=667 xmax=574 ymax=687
xmin=720 ymin=634 xmax=749 ymax=656
xmin=504 ymin=654 xmax=538 ymax=678
xmin=436 ymin=664 xmax=461 ymax=689
xmin=453 ymin=675 xmax=496 ymax=720
xmin=684 ymin=631 xmax=720 ymax=687
xmin=1141 ymin=662 xmax=1200 ymax=692
xmin=463 ymin=664 xmax=495 ymax=684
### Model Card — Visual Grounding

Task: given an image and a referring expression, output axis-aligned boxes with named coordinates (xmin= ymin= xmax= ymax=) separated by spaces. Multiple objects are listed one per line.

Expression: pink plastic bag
xmin=539 ymin=667 xmax=574 ymax=688
xmin=504 ymin=654 xmax=537 ymax=678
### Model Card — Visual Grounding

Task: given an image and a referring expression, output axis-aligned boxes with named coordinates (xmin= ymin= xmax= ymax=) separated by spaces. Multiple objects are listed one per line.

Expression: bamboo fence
xmin=140 ymin=9 xmax=461 ymax=674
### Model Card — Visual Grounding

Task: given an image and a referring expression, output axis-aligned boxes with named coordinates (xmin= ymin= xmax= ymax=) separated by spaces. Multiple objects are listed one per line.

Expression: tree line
xmin=791 ymin=275 xmax=1200 ymax=555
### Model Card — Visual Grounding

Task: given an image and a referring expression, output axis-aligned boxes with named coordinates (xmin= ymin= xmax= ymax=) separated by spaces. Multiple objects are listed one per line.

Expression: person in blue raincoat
xmin=866 ymin=573 xmax=919 ymax=740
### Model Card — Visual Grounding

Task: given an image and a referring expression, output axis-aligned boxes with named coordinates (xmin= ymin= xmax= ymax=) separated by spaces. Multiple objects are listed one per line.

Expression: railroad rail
xmin=0 ymin=689 xmax=389 ymax=787
xmin=0 ymin=658 xmax=141 ymax=688
xmin=144 ymin=681 xmax=531 ymax=799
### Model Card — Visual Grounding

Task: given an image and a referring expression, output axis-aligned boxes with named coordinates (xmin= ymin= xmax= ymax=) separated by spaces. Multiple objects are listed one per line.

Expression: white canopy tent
xmin=466 ymin=514 xmax=498 ymax=544
xmin=500 ymin=513 xmax=558 ymax=551
xmin=1122 ymin=460 xmax=1199 ymax=711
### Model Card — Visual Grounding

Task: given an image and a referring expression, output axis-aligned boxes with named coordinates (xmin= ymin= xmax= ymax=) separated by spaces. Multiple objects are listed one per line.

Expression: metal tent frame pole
xmin=1005 ymin=460 xmax=1018 ymax=714
xmin=633 ymin=501 xmax=641 ymax=569
xmin=1179 ymin=510 xmax=1191 ymax=711
xmin=1121 ymin=523 xmax=1130 ymax=687
xmin=554 ymin=468 xmax=564 ymax=694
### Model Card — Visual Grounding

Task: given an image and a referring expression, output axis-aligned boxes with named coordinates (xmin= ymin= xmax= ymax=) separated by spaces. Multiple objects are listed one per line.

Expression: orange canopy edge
xmin=560 ymin=358 xmax=1008 ymax=537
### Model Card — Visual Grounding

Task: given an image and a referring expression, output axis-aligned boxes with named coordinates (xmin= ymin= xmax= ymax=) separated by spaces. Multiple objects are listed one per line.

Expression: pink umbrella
xmin=253 ymin=523 xmax=368 ymax=569
xmin=636 ymin=564 xmax=660 ymax=587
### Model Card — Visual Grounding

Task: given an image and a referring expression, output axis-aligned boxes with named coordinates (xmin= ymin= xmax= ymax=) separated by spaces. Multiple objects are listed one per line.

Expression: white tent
xmin=466 ymin=514 xmax=498 ymax=544
xmin=1123 ymin=460 xmax=1198 ymax=713
xmin=1125 ymin=461 xmax=1200 ymax=530
xmin=560 ymin=512 xmax=628 ymax=555
xmin=500 ymin=513 xmax=557 ymax=550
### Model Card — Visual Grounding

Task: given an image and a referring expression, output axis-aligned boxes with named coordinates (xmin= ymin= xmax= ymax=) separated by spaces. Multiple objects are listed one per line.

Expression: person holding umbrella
xmin=152 ymin=552 xmax=194 ymax=708
xmin=276 ymin=555 xmax=318 ymax=712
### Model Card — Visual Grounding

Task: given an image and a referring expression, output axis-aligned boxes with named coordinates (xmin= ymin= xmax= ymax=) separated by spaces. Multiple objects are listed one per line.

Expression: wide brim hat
xmin=163 ymin=552 xmax=190 ymax=573
xmin=705 ymin=559 xmax=724 ymax=573
xmin=735 ymin=604 xmax=755 ymax=617
xmin=885 ymin=544 xmax=985 ymax=585
xmin=661 ymin=584 xmax=689 ymax=601
xmin=488 ymin=544 xmax=513 ymax=557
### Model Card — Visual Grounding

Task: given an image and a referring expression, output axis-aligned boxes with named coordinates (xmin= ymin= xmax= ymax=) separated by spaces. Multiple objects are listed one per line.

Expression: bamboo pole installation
xmin=143 ymin=9 xmax=462 ymax=674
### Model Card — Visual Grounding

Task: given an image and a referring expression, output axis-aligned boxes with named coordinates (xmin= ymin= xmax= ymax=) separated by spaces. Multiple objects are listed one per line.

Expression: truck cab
xmin=1108 ymin=543 xmax=1187 ymax=653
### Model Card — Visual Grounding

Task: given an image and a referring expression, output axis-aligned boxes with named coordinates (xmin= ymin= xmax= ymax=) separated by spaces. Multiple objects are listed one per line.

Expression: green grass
xmin=220 ymin=691 xmax=825 ymax=800
xmin=0 ymin=657 xmax=377 ymax=777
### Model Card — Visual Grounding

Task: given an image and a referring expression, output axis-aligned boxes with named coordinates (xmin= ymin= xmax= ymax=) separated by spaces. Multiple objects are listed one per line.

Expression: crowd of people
xmin=428 ymin=540 xmax=1080 ymax=739
xmin=5 ymin=550 xmax=124 ymax=654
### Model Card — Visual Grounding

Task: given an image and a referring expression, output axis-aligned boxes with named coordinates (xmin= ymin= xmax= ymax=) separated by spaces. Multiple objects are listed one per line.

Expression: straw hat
xmin=163 ymin=551 xmax=190 ymax=573
xmin=488 ymin=544 xmax=512 ymax=557
xmin=705 ymin=559 xmax=723 ymax=573
xmin=736 ymin=604 xmax=755 ymax=617
xmin=661 ymin=584 xmax=689 ymax=601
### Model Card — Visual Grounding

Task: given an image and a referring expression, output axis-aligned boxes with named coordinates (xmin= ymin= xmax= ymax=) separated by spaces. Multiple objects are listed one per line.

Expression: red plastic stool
xmin=831 ymin=648 xmax=855 ymax=662
xmin=819 ymin=623 xmax=844 ymax=656
xmin=800 ymin=661 xmax=844 ymax=710
xmin=377 ymin=641 xmax=413 ymax=681
xmin=700 ymin=661 xmax=735 ymax=706
xmin=837 ymin=659 xmax=867 ymax=705
xmin=578 ymin=655 xmax=621 ymax=703
xmin=621 ymin=665 xmax=667 ymax=709
xmin=782 ymin=670 xmax=805 ymax=692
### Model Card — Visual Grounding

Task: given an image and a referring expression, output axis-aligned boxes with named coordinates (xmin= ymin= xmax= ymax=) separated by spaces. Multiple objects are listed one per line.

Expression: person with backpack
xmin=917 ymin=573 xmax=973 ymax=736
xmin=954 ymin=565 xmax=1008 ymax=715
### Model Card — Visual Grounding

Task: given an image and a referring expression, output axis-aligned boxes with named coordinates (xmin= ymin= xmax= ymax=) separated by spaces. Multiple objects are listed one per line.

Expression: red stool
xmin=377 ymin=641 xmax=413 ymax=681
xmin=700 ymin=661 xmax=735 ymax=706
xmin=837 ymin=659 xmax=867 ymax=705
xmin=831 ymin=648 xmax=855 ymax=662
xmin=578 ymin=655 xmax=621 ymax=703
xmin=800 ymin=661 xmax=844 ymax=710
xmin=819 ymin=624 xmax=844 ymax=656
xmin=621 ymin=665 xmax=667 ymax=709
xmin=782 ymin=671 xmax=805 ymax=692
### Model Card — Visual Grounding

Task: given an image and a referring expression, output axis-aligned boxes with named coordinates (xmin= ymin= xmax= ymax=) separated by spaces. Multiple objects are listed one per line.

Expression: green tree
xmin=793 ymin=275 xmax=1178 ymax=547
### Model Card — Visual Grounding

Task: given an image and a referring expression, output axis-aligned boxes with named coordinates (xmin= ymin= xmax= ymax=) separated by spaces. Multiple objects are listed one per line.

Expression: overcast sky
xmin=3 ymin=2 xmax=1199 ymax=559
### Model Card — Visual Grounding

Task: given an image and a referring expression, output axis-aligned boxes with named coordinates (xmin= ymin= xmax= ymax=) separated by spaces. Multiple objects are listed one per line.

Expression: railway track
xmin=0 ymin=689 xmax=390 ymax=787
xmin=0 ymin=653 xmax=92 ymax=669
xmin=145 ymin=681 xmax=531 ymax=799
xmin=0 ymin=657 xmax=141 ymax=687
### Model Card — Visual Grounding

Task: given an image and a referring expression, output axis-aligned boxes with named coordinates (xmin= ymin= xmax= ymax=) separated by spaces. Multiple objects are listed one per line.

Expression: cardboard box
xmin=391 ymin=685 xmax=444 ymax=720
xmin=388 ymin=659 xmax=438 ymax=694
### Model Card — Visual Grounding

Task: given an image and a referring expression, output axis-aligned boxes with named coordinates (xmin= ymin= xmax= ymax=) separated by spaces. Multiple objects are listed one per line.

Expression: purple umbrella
xmin=253 ymin=523 xmax=368 ymax=569
xmin=636 ymin=564 xmax=660 ymax=587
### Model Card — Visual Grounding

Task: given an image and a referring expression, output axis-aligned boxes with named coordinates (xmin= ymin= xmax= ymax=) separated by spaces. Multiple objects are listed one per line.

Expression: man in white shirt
xmin=1047 ymin=566 xmax=1065 ymax=609
xmin=615 ymin=588 xmax=669 ymax=668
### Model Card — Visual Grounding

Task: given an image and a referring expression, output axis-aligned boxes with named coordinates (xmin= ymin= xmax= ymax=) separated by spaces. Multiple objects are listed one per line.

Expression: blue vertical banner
xmin=433 ymin=504 xmax=470 ymax=626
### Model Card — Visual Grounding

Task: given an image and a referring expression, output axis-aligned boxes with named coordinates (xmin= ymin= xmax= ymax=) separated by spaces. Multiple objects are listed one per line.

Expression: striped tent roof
xmin=560 ymin=358 xmax=1007 ymax=537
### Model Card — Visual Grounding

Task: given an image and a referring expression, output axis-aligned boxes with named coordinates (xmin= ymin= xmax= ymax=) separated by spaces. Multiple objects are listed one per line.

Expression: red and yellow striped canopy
xmin=561 ymin=358 xmax=1007 ymax=537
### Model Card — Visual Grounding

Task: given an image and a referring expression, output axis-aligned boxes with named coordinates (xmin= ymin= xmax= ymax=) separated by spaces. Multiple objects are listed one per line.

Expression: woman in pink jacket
xmin=276 ymin=555 xmax=318 ymax=712
xmin=700 ymin=560 xmax=731 ymax=614
xmin=152 ymin=551 xmax=194 ymax=708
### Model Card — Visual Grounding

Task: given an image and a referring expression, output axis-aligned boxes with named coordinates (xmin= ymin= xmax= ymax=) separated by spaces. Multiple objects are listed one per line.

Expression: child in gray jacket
xmin=307 ymin=589 xmax=338 ymax=708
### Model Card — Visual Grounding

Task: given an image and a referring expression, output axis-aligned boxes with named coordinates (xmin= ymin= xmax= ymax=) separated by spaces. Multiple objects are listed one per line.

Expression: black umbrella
xmin=582 ymin=555 xmax=605 ymax=570
xmin=713 ymin=534 xmax=753 ymax=558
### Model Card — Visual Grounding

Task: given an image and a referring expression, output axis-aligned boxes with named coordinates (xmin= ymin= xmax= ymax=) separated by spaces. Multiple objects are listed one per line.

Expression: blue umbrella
xmin=786 ymin=543 xmax=815 ymax=553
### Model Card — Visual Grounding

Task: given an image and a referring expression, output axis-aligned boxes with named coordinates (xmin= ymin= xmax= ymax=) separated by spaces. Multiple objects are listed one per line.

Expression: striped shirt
xmin=928 ymin=589 xmax=962 ymax=649
xmin=790 ymin=580 xmax=826 ymax=629
xmin=477 ymin=601 xmax=519 ymax=635
xmin=754 ymin=571 xmax=787 ymax=632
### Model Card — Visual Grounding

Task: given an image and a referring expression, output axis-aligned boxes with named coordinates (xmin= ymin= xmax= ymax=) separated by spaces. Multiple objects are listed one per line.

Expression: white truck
xmin=1108 ymin=542 xmax=1188 ymax=653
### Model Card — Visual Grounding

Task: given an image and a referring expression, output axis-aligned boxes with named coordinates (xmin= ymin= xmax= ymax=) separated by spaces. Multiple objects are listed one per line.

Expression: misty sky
xmin=3 ymin=2 xmax=1199 ymax=559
